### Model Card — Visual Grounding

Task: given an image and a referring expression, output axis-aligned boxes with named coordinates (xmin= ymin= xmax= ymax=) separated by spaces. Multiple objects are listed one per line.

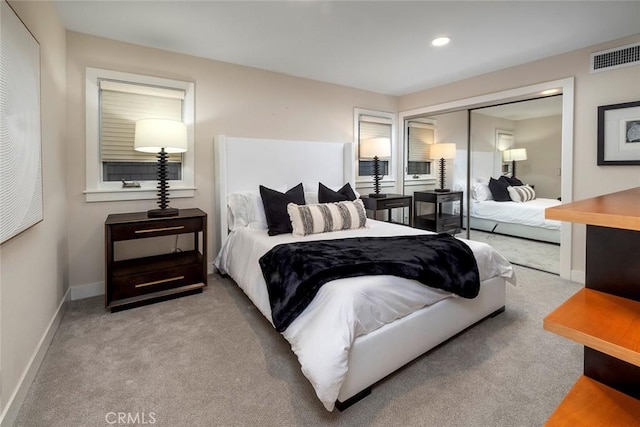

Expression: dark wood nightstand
xmin=361 ymin=194 xmax=412 ymax=226
xmin=414 ymin=191 xmax=463 ymax=234
xmin=105 ymin=208 xmax=207 ymax=312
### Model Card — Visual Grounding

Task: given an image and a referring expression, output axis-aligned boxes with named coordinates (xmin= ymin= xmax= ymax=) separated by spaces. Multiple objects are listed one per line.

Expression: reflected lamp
xmin=502 ymin=148 xmax=527 ymax=178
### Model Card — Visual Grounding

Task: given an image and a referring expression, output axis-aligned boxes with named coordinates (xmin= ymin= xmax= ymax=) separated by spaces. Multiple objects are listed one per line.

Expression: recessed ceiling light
xmin=432 ymin=36 xmax=451 ymax=47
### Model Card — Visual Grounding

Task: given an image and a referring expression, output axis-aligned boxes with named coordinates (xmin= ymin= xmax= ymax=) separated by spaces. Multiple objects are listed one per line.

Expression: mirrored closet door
xmin=403 ymin=95 xmax=563 ymax=274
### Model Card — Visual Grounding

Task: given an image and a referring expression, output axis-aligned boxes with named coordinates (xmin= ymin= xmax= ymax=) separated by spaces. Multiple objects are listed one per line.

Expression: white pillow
xmin=287 ymin=200 xmax=367 ymax=236
xmin=227 ymin=187 xmax=286 ymax=231
xmin=304 ymin=191 xmax=319 ymax=205
xmin=472 ymin=182 xmax=493 ymax=202
xmin=507 ymin=185 xmax=536 ymax=203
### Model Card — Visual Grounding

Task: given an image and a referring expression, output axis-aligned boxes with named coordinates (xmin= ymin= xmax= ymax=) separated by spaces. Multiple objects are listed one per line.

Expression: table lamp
xmin=430 ymin=143 xmax=456 ymax=192
xmin=360 ymin=137 xmax=391 ymax=198
xmin=502 ymin=148 xmax=527 ymax=178
xmin=134 ymin=118 xmax=188 ymax=217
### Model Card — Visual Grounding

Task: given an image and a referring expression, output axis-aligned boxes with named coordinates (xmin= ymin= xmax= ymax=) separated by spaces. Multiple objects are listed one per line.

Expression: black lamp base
xmin=147 ymin=207 xmax=179 ymax=218
xmin=369 ymin=193 xmax=387 ymax=198
xmin=434 ymin=188 xmax=451 ymax=193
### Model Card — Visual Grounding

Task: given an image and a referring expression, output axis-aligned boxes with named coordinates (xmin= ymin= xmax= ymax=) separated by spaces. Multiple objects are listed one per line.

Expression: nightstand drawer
xmin=111 ymin=256 xmax=203 ymax=300
xmin=436 ymin=194 xmax=461 ymax=203
xmin=376 ymin=198 xmax=410 ymax=209
xmin=110 ymin=217 xmax=203 ymax=241
xmin=439 ymin=217 xmax=461 ymax=228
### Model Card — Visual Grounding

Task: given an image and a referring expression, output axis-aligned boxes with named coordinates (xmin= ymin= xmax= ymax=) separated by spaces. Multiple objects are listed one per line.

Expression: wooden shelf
xmin=544 ymin=288 xmax=640 ymax=367
xmin=545 ymin=187 xmax=640 ymax=231
xmin=546 ymin=376 xmax=640 ymax=426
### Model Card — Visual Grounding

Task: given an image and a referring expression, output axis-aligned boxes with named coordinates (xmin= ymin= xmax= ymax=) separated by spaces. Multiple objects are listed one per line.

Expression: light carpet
xmin=16 ymin=267 xmax=581 ymax=427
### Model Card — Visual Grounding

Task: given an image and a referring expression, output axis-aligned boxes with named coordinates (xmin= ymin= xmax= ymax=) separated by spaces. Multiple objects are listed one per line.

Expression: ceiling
xmin=53 ymin=1 xmax=640 ymax=96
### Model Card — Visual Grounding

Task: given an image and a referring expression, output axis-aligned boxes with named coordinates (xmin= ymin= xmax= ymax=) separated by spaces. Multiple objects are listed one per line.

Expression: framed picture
xmin=597 ymin=100 xmax=640 ymax=165
xmin=0 ymin=0 xmax=43 ymax=244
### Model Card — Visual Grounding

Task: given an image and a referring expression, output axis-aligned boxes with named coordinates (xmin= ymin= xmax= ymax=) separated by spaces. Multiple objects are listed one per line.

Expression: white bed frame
xmin=466 ymin=216 xmax=561 ymax=244
xmin=213 ymin=135 xmax=506 ymax=408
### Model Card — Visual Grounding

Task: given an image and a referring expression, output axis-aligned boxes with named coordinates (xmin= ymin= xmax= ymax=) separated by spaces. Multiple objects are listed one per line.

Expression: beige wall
xmin=515 ymin=115 xmax=562 ymax=199
xmin=399 ymin=33 xmax=640 ymax=277
xmin=65 ymin=32 xmax=397 ymax=291
xmin=0 ymin=0 xmax=67 ymax=420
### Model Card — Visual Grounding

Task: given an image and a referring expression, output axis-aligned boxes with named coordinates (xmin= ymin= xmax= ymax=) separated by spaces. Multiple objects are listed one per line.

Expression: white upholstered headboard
xmin=213 ymin=135 xmax=355 ymax=248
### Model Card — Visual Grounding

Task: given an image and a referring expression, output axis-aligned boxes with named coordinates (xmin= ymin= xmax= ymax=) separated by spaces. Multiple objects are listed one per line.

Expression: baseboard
xmin=70 ymin=281 xmax=103 ymax=300
xmin=208 ymin=261 xmax=216 ymax=275
xmin=570 ymin=269 xmax=586 ymax=284
xmin=0 ymin=287 xmax=70 ymax=427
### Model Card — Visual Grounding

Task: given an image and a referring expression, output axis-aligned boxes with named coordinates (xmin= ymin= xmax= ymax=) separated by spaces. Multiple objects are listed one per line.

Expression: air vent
xmin=590 ymin=42 xmax=640 ymax=73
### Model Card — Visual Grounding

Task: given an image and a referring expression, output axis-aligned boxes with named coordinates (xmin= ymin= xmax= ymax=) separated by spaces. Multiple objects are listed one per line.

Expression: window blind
xmin=100 ymin=80 xmax=184 ymax=163
xmin=358 ymin=115 xmax=392 ymax=159
xmin=407 ymin=123 xmax=434 ymax=162
xmin=497 ymin=132 xmax=514 ymax=150
xmin=358 ymin=115 xmax=391 ymax=177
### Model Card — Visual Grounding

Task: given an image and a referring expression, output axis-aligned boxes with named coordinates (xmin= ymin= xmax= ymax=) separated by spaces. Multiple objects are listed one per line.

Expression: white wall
xmin=0 ymin=0 xmax=67 ymax=424
xmin=399 ymin=33 xmax=640 ymax=278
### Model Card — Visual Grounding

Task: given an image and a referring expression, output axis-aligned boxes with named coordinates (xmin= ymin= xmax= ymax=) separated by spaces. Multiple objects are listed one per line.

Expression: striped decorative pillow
xmin=287 ymin=200 xmax=367 ymax=236
xmin=507 ymin=185 xmax=536 ymax=203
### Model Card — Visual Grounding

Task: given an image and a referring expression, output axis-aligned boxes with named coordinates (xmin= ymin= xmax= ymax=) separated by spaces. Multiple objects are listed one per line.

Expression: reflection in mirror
xmin=404 ymin=111 xmax=469 ymax=237
xmin=403 ymin=96 xmax=563 ymax=274
xmin=466 ymin=96 xmax=562 ymax=274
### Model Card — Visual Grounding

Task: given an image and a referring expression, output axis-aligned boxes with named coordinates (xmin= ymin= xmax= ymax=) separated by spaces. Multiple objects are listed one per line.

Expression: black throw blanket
xmin=259 ymin=234 xmax=480 ymax=332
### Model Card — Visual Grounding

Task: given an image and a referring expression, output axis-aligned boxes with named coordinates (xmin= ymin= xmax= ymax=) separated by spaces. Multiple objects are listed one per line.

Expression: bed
xmin=466 ymin=181 xmax=562 ymax=244
xmin=213 ymin=136 xmax=515 ymax=411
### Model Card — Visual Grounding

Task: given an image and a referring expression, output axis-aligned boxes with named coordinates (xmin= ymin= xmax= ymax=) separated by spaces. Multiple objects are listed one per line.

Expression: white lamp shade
xmin=429 ymin=143 xmax=456 ymax=160
xmin=134 ymin=118 xmax=188 ymax=153
xmin=503 ymin=148 xmax=527 ymax=162
xmin=360 ymin=137 xmax=391 ymax=159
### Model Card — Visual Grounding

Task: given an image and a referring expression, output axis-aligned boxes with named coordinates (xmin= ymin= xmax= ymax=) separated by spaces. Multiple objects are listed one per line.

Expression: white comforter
xmin=470 ymin=198 xmax=562 ymax=230
xmin=215 ymin=220 xmax=515 ymax=411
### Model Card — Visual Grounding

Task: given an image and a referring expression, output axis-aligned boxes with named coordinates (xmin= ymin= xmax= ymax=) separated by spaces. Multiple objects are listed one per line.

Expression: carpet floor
xmin=16 ymin=266 xmax=581 ymax=427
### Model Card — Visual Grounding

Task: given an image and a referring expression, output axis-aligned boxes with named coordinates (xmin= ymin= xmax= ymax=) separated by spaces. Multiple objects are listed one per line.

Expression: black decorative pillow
xmin=318 ymin=182 xmax=357 ymax=203
xmin=260 ymin=183 xmax=306 ymax=235
xmin=488 ymin=177 xmax=511 ymax=202
xmin=499 ymin=175 xmax=524 ymax=186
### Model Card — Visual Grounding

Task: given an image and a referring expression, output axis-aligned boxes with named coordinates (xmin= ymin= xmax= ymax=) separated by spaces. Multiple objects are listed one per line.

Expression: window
xmin=406 ymin=120 xmax=435 ymax=177
xmin=496 ymin=129 xmax=515 ymax=174
xmin=85 ymin=68 xmax=195 ymax=202
xmin=100 ymin=80 xmax=184 ymax=182
xmin=354 ymin=109 xmax=396 ymax=184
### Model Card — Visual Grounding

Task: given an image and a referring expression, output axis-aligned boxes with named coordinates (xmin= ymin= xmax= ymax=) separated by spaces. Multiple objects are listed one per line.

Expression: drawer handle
xmin=135 ymin=226 xmax=185 ymax=234
xmin=135 ymin=276 xmax=185 ymax=288
xmin=384 ymin=203 xmax=407 ymax=208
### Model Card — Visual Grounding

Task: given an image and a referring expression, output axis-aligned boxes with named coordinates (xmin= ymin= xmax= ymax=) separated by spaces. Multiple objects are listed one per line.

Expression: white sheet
xmin=215 ymin=220 xmax=514 ymax=411
xmin=470 ymin=198 xmax=561 ymax=230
